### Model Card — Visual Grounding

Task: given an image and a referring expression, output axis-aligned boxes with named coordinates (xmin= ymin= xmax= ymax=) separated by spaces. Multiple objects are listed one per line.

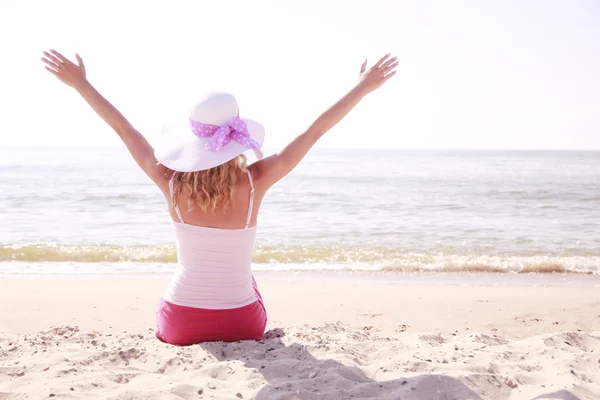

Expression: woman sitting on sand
xmin=41 ymin=49 xmax=398 ymax=345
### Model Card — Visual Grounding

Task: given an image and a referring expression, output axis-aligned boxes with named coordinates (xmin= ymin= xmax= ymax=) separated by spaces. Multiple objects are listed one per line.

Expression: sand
xmin=0 ymin=271 xmax=599 ymax=399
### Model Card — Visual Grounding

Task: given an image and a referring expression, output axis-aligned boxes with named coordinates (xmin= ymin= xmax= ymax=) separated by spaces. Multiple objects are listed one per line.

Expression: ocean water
xmin=1 ymin=147 xmax=599 ymax=275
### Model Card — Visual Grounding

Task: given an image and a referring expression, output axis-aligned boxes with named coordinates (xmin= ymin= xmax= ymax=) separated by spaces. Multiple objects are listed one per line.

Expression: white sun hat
xmin=154 ymin=92 xmax=265 ymax=172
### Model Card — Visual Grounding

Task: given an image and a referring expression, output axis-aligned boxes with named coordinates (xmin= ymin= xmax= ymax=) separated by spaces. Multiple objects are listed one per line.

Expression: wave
xmin=0 ymin=244 xmax=177 ymax=263
xmin=381 ymin=263 xmax=570 ymax=274
xmin=0 ymin=244 xmax=598 ymax=274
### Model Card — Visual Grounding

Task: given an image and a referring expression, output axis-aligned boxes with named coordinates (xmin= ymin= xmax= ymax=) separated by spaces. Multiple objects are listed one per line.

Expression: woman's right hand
xmin=41 ymin=50 xmax=88 ymax=91
xmin=252 ymin=53 xmax=400 ymax=190
xmin=357 ymin=53 xmax=398 ymax=95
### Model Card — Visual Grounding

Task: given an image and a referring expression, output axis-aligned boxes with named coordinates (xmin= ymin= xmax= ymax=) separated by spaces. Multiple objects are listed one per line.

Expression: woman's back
xmin=168 ymin=166 xmax=261 ymax=230
xmin=163 ymin=167 xmax=260 ymax=310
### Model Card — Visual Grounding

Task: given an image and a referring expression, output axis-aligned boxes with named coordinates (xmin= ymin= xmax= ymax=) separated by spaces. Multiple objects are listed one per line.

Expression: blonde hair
xmin=170 ymin=155 xmax=247 ymax=213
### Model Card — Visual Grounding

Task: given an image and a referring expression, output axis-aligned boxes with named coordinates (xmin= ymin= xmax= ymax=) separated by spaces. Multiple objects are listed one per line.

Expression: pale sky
xmin=1 ymin=0 xmax=599 ymax=150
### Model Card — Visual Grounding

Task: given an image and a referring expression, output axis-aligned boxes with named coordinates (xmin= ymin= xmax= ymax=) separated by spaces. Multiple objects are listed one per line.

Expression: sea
xmin=1 ymin=147 xmax=599 ymax=276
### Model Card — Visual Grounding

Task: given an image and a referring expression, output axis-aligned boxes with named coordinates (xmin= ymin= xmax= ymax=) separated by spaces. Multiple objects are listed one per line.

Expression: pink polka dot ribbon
xmin=190 ymin=116 xmax=260 ymax=153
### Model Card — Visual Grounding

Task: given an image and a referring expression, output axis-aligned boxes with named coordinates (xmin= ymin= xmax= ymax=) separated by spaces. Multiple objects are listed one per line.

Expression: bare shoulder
xmin=248 ymin=158 xmax=275 ymax=192
xmin=247 ymin=161 xmax=263 ymax=183
xmin=154 ymin=166 xmax=174 ymax=198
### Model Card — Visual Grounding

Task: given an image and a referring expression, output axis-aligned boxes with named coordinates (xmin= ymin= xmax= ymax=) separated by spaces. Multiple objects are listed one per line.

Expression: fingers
xmin=50 ymin=49 xmax=68 ymax=64
xmin=75 ymin=53 xmax=84 ymax=67
xmin=383 ymin=70 xmax=397 ymax=82
xmin=357 ymin=53 xmax=398 ymax=92
xmin=42 ymin=51 xmax=62 ymax=68
xmin=383 ymin=60 xmax=399 ymax=74
xmin=45 ymin=66 xmax=59 ymax=76
xmin=360 ymin=59 xmax=367 ymax=74
xmin=380 ymin=56 xmax=397 ymax=71
xmin=374 ymin=53 xmax=391 ymax=68
xmin=42 ymin=56 xmax=61 ymax=71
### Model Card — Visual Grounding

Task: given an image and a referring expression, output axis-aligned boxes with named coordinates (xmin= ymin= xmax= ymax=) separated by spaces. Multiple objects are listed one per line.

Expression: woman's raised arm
xmin=253 ymin=53 xmax=398 ymax=189
xmin=41 ymin=50 xmax=168 ymax=186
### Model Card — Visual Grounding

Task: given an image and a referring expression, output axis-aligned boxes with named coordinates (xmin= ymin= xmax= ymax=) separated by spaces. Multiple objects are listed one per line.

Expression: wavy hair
xmin=170 ymin=155 xmax=248 ymax=213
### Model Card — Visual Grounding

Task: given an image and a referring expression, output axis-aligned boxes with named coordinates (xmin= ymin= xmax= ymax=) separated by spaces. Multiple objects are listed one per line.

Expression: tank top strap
xmin=169 ymin=174 xmax=184 ymax=223
xmin=245 ymin=170 xmax=255 ymax=228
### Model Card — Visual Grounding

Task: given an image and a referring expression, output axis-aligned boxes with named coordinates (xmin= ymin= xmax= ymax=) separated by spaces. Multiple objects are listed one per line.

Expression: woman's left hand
xmin=41 ymin=50 xmax=88 ymax=91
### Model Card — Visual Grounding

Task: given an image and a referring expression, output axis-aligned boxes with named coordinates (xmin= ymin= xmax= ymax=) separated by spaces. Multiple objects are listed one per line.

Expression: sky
xmin=1 ymin=0 xmax=599 ymax=150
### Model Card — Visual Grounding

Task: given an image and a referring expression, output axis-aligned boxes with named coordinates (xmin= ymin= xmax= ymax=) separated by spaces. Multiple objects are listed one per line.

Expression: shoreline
xmin=2 ymin=269 xmax=599 ymax=286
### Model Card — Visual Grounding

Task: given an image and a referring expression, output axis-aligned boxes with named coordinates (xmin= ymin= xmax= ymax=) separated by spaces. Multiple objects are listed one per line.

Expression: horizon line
xmin=1 ymin=145 xmax=599 ymax=152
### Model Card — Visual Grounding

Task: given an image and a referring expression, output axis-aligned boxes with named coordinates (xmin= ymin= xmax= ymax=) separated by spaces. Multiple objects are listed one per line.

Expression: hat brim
xmin=154 ymin=118 xmax=265 ymax=172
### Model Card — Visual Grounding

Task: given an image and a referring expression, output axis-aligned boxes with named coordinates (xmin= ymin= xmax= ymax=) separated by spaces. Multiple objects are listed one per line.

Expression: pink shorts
xmin=155 ymin=277 xmax=267 ymax=345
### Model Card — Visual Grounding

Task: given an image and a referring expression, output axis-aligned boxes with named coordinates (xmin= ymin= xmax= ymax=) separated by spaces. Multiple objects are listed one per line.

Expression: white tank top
xmin=162 ymin=171 xmax=257 ymax=310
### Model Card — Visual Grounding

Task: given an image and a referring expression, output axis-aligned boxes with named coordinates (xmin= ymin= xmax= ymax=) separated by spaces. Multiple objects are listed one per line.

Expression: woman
xmin=41 ymin=50 xmax=398 ymax=345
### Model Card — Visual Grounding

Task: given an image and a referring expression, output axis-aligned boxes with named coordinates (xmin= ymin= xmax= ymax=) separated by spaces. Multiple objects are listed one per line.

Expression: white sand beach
xmin=1 ymin=272 xmax=599 ymax=399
